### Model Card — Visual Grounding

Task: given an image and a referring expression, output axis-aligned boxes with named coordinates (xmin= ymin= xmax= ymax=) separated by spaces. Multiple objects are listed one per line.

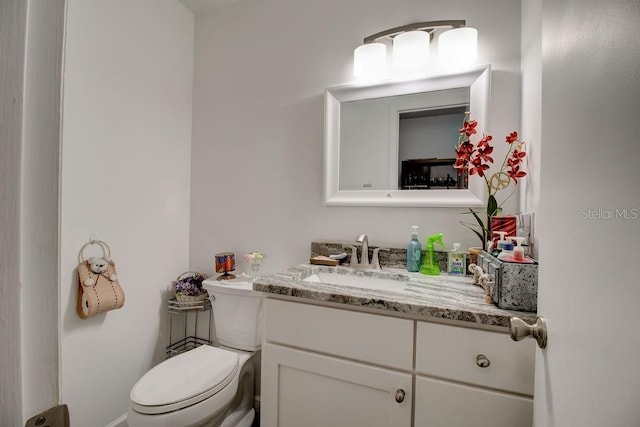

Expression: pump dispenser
xmin=420 ymin=233 xmax=445 ymax=275
xmin=511 ymin=236 xmax=527 ymax=261
xmin=406 ymin=226 xmax=422 ymax=272
xmin=495 ymin=231 xmax=509 ymax=249
xmin=491 ymin=231 xmax=509 ymax=257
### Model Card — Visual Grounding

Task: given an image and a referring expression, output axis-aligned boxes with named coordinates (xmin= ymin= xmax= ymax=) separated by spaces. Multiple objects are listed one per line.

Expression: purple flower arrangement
xmin=172 ymin=272 xmax=207 ymax=297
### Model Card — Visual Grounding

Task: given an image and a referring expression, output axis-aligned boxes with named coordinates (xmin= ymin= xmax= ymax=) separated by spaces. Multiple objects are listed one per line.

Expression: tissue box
xmin=490 ymin=215 xmax=517 ymax=238
xmin=478 ymin=251 xmax=538 ymax=312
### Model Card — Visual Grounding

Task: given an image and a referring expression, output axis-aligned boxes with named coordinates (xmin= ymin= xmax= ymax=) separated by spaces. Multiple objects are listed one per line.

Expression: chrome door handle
xmin=395 ymin=389 xmax=405 ymax=403
xmin=510 ymin=316 xmax=548 ymax=349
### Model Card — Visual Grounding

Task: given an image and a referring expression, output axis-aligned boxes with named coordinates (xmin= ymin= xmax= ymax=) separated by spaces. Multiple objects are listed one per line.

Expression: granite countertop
xmin=253 ymin=264 xmax=537 ymax=329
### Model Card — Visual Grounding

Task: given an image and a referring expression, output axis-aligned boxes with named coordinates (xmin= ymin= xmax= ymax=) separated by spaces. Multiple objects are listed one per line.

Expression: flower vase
xmin=244 ymin=251 xmax=266 ymax=283
xmin=249 ymin=262 xmax=261 ymax=282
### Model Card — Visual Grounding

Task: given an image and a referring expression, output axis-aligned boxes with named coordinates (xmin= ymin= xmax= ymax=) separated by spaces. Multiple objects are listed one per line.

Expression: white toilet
xmin=127 ymin=278 xmax=263 ymax=427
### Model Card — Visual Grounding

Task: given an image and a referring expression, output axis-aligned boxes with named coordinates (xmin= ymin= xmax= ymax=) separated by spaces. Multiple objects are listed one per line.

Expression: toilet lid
xmin=130 ymin=345 xmax=239 ymax=414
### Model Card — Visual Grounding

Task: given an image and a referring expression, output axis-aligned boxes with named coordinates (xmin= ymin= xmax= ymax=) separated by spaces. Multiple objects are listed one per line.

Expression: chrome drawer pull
xmin=476 ymin=354 xmax=491 ymax=368
xmin=395 ymin=389 xmax=405 ymax=403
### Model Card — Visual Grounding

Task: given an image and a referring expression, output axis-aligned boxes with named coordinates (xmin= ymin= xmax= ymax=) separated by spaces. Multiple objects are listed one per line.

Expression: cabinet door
xmin=261 ymin=343 xmax=412 ymax=427
xmin=414 ymin=376 xmax=533 ymax=427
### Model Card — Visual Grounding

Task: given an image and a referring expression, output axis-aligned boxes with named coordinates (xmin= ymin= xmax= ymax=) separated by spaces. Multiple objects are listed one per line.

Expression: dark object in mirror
xmin=400 ymin=158 xmax=466 ymax=190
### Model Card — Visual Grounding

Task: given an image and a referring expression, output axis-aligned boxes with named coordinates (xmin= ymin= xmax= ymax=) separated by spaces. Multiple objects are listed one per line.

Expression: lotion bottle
xmin=406 ymin=226 xmax=422 ymax=272
xmin=497 ymin=242 xmax=515 ymax=260
xmin=512 ymin=236 xmax=527 ymax=262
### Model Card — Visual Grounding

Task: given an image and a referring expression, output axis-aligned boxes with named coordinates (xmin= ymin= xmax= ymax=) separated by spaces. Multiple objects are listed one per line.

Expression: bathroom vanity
xmin=255 ymin=265 xmax=536 ymax=427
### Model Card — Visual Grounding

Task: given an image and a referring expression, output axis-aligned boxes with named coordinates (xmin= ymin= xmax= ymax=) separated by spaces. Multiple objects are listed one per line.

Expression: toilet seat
xmin=130 ymin=345 xmax=239 ymax=415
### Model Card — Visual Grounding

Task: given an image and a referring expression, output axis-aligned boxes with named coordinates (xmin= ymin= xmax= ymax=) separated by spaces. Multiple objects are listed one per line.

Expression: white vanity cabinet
xmin=261 ymin=298 xmax=413 ymax=427
xmin=260 ymin=298 xmax=535 ymax=427
xmin=262 ymin=343 xmax=412 ymax=427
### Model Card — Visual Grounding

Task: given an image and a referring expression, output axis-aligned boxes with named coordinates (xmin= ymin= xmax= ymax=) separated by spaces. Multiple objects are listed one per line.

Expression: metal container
xmin=478 ymin=251 xmax=538 ymax=312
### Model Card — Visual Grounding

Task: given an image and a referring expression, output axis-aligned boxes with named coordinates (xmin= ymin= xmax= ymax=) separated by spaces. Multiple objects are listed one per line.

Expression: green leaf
xmin=460 ymin=215 xmax=488 ymax=250
xmin=487 ymin=195 xmax=498 ymax=217
xmin=469 ymin=208 xmax=485 ymax=228
xmin=461 ymin=222 xmax=485 ymax=241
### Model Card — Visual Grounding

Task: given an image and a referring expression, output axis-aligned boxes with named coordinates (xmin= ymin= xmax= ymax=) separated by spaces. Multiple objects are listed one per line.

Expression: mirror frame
xmin=324 ymin=65 xmax=491 ymax=207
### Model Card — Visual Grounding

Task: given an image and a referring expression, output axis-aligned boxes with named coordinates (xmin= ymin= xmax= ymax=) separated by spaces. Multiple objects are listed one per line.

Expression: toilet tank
xmin=202 ymin=278 xmax=263 ymax=351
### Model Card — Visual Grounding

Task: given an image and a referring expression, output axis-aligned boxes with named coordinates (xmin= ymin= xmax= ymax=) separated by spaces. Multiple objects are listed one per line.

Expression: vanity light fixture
xmin=353 ymin=20 xmax=478 ymax=79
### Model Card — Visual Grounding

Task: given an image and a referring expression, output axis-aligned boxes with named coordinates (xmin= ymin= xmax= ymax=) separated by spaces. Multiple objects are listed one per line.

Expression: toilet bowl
xmin=127 ymin=279 xmax=262 ymax=427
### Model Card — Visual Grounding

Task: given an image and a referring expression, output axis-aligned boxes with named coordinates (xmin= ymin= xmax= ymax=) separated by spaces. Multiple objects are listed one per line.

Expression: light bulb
xmin=392 ymin=30 xmax=430 ymax=69
xmin=353 ymin=42 xmax=387 ymax=79
xmin=438 ymin=27 xmax=478 ymax=68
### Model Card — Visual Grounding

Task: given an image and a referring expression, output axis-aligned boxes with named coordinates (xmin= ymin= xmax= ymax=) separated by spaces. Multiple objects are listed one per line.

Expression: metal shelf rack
xmin=166 ymin=297 xmax=213 ymax=358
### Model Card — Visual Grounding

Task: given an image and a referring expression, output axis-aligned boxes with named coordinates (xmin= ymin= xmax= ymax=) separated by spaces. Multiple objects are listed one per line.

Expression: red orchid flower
xmin=506 ymin=131 xmax=518 ymax=144
xmin=453 ymin=158 xmax=469 ymax=174
xmin=469 ymin=155 xmax=490 ymax=177
xmin=470 ymin=162 xmax=490 ymax=177
xmin=460 ymin=120 xmax=478 ymax=137
xmin=512 ymin=149 xmax=526 ymax=159
xmin=476 ymin=145 xmax=494 ymax=163
xmin=457 ymin=140 xmax=474 ymax=155
xmin=476 ymin=134 xmax=493 ymax=148
xmin=454 ymin=139 xmax=476 ymax=174
xmin=507 ymin=165 xmax=527 ymax=183
xmin=507 ymin=149 xmax=526 ymax=167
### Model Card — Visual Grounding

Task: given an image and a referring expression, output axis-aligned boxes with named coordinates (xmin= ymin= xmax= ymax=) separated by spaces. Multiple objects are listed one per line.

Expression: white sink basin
xmin=303 ymin=270 xmax=409 ymax=292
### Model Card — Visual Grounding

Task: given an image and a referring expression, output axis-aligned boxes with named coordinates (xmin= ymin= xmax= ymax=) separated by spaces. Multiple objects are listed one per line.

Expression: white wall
xmin=20 ymin=0 xmax=65 ymax=421
xmin=59 ymin=1 xmax=194 ymax=425
xmin=535 ymin=1 xmax=640 ymax=425
xmin=399 ymin=113 xmax=464 ymax=160
xmin=0 ymin=0 xmax=27 ymax=424
xmin=189 ymin=0 xmax=523 ymax=275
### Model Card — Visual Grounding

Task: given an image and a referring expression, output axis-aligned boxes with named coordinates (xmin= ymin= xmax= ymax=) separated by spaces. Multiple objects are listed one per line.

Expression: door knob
xmin=395 ymin=389 xmax=405 ymax=403
xmin=476 ymin=354 xmax=491 ymax=368
xmin=510 ymin=316 xmax=547 ymax=349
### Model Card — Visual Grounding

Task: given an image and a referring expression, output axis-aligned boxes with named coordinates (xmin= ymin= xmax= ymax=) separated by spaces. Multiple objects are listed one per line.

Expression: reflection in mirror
xmin=339 ymin=88 xmax=470 ymax=191
xmin=325 ymin=65 xmax=490 ymax=207
xmin=399 ymin=105 xmax=468 ymax=190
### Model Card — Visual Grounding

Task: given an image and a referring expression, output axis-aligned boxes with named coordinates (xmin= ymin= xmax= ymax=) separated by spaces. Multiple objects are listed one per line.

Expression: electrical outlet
xmin=25 ymin=404 xmax=69 ymax=427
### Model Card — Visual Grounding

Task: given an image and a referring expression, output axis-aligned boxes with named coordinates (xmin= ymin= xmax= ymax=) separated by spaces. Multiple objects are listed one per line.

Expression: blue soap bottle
xmin=406 ymin=226 xmax=422 ymax=272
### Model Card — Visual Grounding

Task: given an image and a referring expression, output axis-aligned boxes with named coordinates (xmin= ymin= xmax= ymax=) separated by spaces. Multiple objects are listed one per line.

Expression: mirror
xmin=324 ymin=65 xmax=490 ymax=207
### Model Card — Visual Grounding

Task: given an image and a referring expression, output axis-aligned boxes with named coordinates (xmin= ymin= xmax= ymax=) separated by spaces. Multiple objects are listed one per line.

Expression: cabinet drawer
xmin=415 ymin=321 xmax=535 ymax=395
xmin=414 ymin=376 xmax=533 ymax=427
xmin=264 ymin=298 xmax=413 ymax=370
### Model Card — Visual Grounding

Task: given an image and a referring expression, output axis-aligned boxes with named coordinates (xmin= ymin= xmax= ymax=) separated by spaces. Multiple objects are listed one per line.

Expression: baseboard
xmin=105 ymin=413 xmax=127 ymax=427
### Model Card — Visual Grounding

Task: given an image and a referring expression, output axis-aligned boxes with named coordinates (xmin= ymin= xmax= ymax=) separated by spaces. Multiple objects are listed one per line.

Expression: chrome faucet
xmin=355 ymin=234 xmax=370 ymax=267
xmin=344 ymin=234 xmax=388 ymax=270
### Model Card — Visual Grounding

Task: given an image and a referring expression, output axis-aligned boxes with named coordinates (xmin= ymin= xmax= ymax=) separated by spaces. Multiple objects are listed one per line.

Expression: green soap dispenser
xmin=420 ymin=233 xmax=445 ymax=275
